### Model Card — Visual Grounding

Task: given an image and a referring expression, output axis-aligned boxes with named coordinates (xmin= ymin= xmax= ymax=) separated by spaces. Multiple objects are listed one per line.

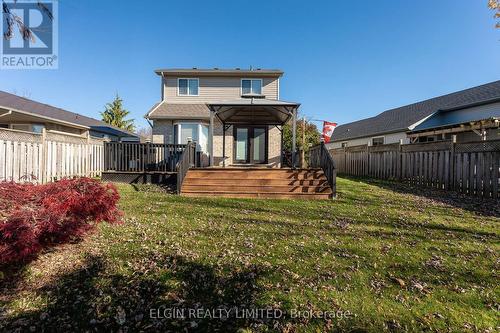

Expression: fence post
xmin=146 ymin=142 xmax=151 ymax=171
xmin=85 ymin=131 xmax=90 ymax=177
xmin=365 ymin=144 xmax=369 ymax=177
xmin=41 ymin=127 xmax=47 ymax=183
xmin=450 ymin=135 xmax=457 ymax=190
xmin=331 ymin=153 xmax=337 ymax=198
xmin=398 ymin=139 xmax=403 ymax=180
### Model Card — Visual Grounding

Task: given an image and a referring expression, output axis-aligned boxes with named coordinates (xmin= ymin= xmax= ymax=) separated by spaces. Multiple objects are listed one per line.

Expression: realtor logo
xmin=1 ymin=0 xmax=58 ymax=69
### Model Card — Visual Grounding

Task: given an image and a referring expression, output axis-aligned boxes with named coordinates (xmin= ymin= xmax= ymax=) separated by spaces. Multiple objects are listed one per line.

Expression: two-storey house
xmin=145 ymin=68 xmax=300 ymax=168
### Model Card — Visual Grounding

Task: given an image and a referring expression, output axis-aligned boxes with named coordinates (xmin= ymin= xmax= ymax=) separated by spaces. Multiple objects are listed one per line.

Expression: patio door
xmin=233 ymin=126 xmax=267 ymax=164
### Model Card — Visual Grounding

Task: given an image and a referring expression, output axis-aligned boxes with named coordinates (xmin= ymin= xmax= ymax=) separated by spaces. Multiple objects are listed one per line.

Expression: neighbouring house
xmin=145 ymin=68 xmax=300 ymax=167
xmin=0 ymin=91 xmax=139 ymax=142
xmin=327 ymin=80 xmax=500 ymax=148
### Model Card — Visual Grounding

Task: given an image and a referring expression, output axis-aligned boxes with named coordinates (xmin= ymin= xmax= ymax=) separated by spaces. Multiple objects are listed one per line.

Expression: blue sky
xmin=1 ymin=0 xmax=499 ymax=130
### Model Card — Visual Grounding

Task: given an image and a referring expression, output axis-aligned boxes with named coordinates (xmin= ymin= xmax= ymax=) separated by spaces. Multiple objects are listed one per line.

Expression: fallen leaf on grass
xmin=392 ymin=277 xmax=406 ymax=288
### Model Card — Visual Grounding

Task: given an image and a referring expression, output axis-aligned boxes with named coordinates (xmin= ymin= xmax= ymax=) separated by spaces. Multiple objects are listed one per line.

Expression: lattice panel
xmin=46 ymin=132 xmax=87 ymax=144
xmin=0 ymin=128 xmax=42 ymax=143
xmin=455 ymin=140 xmax=500 ymax=153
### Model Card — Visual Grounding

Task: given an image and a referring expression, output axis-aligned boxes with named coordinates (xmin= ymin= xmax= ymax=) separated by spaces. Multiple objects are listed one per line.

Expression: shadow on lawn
xmin=343 ymin=176 xmax=500 ymax=218
xmin=1 ymin=253 xmax=295 ymax=332
xmin=130 ymin=183 xmax=176 ymax=194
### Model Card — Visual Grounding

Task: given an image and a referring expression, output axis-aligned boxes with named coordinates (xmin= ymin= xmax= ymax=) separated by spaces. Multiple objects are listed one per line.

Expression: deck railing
xmin=176 ymin=141 xmax=196 ymax=194
xmin=309 ymin=142 xmax=337 ymax=197
xmin=104 ymin=142 xmax=187 ymax=172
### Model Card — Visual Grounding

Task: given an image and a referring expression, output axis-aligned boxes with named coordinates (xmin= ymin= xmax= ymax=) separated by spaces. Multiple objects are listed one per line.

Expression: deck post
xmin=291 ymin=107 xmax=297 ymax=169
xmin=209 ymin=109 xmax=214 ymax=167
xmin=222 ymin=122 xmax=226 ymax=168
xmin=280 ymin=125 xmax=284 ymax=167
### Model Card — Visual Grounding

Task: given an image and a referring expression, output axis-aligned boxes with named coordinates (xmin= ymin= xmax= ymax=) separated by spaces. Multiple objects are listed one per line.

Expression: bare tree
xmin=2 ymin=0 xmax=54 ymax=41
xmin=490 ymin=0 xmax=500 ymax=28
xmin=136 ymin=126 xmax=152 ymax=141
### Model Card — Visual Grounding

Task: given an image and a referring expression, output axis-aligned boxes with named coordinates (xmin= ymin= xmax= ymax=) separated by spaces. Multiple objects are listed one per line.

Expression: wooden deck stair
xmin=180 ymin=168 xmax=332 ymax=199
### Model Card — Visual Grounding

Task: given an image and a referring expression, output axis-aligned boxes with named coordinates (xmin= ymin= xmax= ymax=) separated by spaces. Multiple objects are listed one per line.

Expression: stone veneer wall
xmin=152 ymin=120 xmax=174 ymax=144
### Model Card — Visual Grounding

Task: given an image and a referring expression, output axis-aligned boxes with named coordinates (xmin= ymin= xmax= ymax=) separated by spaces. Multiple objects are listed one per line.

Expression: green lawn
xmin=1 ymin=177 xmax=499 ymax=332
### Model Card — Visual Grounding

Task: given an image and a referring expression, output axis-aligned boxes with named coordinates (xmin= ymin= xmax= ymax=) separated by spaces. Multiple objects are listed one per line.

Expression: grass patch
xmin=1 ymin=177 xmax=498 ymax=332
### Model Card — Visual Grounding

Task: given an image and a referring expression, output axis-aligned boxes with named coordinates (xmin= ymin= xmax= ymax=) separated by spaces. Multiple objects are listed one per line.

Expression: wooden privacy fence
xmin=0 ymin=128 xmax=104 ymax=183
xmin=330 ymin=139 xmax=500 ymax=198
xmin=104 ymin=142 xmax=187 ymax=172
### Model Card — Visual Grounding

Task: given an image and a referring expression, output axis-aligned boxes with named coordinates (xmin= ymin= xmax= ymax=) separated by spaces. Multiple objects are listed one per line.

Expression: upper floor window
xmin=241 ymin=79 xmax=262 ymax=95
xmin=371 ymin=137 xmax=384 ymax=146
xmin=178 ymin=78 xmax=199 ymax=96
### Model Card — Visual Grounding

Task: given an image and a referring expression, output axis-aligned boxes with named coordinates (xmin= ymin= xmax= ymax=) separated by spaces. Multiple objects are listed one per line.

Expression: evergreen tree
xmin=101 ymin=95 xmax=135 ymax=132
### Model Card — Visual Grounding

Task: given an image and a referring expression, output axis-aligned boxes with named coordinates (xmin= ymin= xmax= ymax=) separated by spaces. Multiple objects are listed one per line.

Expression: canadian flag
xmin=322 ymin=121 xmax=337 ymax=143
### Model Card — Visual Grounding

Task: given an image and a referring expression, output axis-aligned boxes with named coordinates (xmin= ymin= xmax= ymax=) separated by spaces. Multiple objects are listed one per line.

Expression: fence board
xmin=329 ymin=139 xmax=500 ymax=198
xmin=0 ymin=128 xmax=104 ymax=183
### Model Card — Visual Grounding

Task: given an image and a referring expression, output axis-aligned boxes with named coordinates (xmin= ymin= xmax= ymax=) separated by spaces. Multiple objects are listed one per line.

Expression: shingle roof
xmin=147 ymin=102 xmax=210 ymax=119
xmin=0 ymin=91 xmax=137 ymax=137
xmin=330 ymin=80 xmax=500 ymax=142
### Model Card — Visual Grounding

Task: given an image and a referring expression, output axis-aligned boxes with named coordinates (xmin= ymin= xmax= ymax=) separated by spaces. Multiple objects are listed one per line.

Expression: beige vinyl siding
xmin=162 ymin=76 xmax=279 ymax=103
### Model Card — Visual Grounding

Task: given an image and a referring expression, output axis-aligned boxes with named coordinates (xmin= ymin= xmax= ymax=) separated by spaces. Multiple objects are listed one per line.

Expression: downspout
xmin=145 ymin=118 xmax=154 ymax=143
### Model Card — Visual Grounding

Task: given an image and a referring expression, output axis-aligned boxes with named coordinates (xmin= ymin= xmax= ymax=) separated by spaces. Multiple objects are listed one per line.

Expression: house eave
xmin=408 ymin=117 xmax=500 ymax=136
xmin=154 ymin=69 xmax=284 ymax=78
xmin=0 ymin=105 xmax=90 ymax=130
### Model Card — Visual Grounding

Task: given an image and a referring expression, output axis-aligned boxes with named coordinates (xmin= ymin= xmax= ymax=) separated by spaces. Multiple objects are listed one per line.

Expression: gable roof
xmin=0 ymin=91 xmax=137 ymax=137
xmin=330 ymin=80 xmax=500 ymax=142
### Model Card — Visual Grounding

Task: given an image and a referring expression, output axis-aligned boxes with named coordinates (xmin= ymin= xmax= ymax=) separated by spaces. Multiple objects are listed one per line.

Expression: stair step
xmin=193 ymin=168 xmax=323 ymax=171
xmin=180 ymin=168 xmax=333 ymax=200
xmin=181 ymin=191 xmax=332 ymax=199
xmin=182 ymin=184 xmax=332 ymax=193
xmin=186 ymin=172 xmax=326 ymax=180
xmin=182 ymin=179 xmax=328 ymax=186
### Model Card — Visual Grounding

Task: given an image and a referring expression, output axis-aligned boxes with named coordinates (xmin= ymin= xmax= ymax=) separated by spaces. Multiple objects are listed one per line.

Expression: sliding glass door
xmin=233 ymin=126 xmax=267 ymax=164
xmin=252 ymin=127 xmax=266 ymax=163
xmin=235 ymin=127 xmax=249 ymax=162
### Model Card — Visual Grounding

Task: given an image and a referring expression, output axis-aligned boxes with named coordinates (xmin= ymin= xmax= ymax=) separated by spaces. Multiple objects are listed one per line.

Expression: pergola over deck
xmin=207 ymin=96 xmax=300 ymax=167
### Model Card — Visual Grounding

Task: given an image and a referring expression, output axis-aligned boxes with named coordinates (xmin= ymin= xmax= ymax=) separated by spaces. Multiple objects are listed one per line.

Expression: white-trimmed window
xmin=341 ymin=142 xmax=348 ymax=148
xmin=371 ymin=137 xmax=385 ymax=146
xmin=31 ymin=124 xmax=45 ymax=133
xmin=241 ymin=79 xmax=262 ymax=95
xmin=178 ymin=78 xmax=199 ymax=96
xmin=10 ymin=124 xmax=32 ymax=132
xmin=173 ymin=122 xmax=208 ymax=152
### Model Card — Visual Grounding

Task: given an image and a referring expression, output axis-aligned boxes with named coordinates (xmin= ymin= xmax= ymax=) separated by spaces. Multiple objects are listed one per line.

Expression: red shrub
xmin=0 ymin=178 xmax=122 ymax=265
